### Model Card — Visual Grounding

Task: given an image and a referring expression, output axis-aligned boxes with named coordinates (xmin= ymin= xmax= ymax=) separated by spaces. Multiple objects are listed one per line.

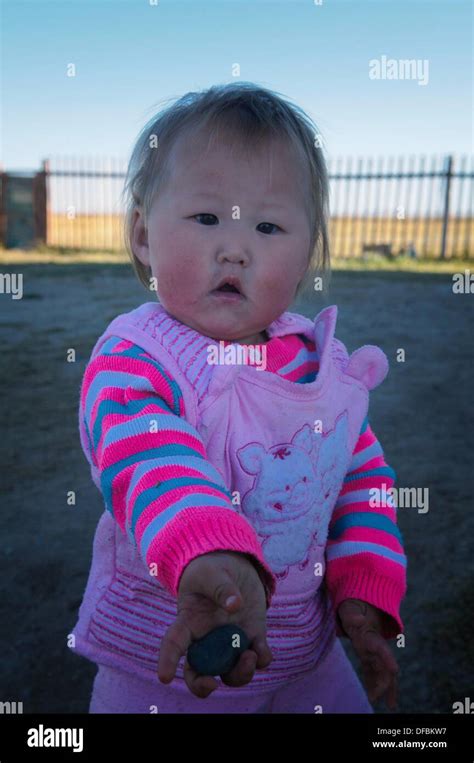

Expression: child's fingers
xmin=365 ymin=668 xmax=391 ymax=704
xmin=251 ymin=635 xmax=273 ymax=669
xmin=367 ymin=669 xmax=397 ymax=708
xmin=362 ymin=649 xmax=398 ymax=707
xmin=183 ymin=659 xmax=219 ymax=698
xmin=377 ymin=638 xmax=399 ymax=677
xmin=386 ymin=671 xmax=399 ymax=710
xmin=356 ymin=631 xmax=398 ymax=676
xmin=220 ymin=649 xmax=258 ymax=687
xmin=157 ymin=618 xmax=191 ymax=684
xmin=375 ymin=641 xmax=399 ymax=709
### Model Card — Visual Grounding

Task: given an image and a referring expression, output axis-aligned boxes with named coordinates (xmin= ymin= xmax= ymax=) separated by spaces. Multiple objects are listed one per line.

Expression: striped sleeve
xmin=79 ymin=335 xmax=277 ymax=605
xmin=263 ymin=333 xmax=320 ymax=382
xmin=325 ymin=416 xmax=407 ymax=639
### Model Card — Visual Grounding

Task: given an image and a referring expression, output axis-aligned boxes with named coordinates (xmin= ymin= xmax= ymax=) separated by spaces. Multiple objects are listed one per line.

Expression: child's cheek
xmin=158 ymin=256 xmax=200 ymax=301
xmin=154 ymin=230 xmax=198 ymax=290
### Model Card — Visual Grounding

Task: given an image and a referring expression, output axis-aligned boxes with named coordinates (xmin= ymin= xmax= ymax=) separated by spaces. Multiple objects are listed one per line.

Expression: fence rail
xmin=326 ymin=154 xmax=473 ymax=259
xmin=2 ymin=153 xmax=473 ymax=258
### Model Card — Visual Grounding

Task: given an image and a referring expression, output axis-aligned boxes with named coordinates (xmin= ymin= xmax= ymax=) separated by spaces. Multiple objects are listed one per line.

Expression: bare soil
xmin=1 ymin=263 xmax=472 ymax=713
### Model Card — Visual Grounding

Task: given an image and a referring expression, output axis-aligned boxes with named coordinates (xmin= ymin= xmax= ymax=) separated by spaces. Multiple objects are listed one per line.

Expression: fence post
xmin=440 ymin=154 xmax=453 ymax=259
xmin=33 ymin=160 xmax=48 ymax=245
xmin=0 ymin=164 xmax=6 ymax=247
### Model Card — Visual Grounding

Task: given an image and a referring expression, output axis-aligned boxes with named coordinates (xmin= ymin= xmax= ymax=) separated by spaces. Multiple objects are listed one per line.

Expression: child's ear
xmin=130 ymin=207 xmax=151 ymax=267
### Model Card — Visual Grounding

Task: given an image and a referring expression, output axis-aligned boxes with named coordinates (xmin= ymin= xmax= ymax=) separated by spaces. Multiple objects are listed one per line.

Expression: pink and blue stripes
xmin=79 ymin=331 xmax=406 ymax=630
xmin=325 ymin=416 xmax=407 ymax=637
xmin=80 ymin=336 xmax=235 ymax=565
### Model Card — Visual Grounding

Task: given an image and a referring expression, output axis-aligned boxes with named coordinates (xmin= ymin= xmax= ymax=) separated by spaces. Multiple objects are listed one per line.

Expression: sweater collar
xmin=147 ymin=301 xmax=338 ymax=354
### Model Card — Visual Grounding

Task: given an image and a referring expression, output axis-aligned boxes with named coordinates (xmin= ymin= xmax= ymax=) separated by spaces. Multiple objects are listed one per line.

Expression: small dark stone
xmin=187 ymin=624 xmax=251 ymax=677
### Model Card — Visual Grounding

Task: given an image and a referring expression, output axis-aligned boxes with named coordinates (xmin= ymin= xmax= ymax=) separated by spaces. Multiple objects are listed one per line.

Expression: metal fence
xmin=33 ymin=153 xmax=473 ymax=258
xmin=327 ymin=154 xmax=473 ymax=259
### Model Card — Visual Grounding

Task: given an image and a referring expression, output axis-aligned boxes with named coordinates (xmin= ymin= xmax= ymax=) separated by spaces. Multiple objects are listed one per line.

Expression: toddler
xmin=70 ymin=82 xmax=407 ymax=714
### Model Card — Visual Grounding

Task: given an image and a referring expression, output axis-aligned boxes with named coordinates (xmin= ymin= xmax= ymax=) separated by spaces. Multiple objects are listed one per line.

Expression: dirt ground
xmin=1 ymin=262 xmax=473 ymax=713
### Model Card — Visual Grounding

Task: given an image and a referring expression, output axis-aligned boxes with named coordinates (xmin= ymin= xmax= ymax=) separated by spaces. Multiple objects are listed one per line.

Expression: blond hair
xmin=121 ymin=82 xmax=331 ymax=296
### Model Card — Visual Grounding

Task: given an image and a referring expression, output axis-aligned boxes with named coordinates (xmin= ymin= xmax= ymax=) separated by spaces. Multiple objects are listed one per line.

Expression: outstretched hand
xmin=337 ymin=598 xmax=399 ymax=710
xmin=157 ymin=550 xmax=273 ymax=699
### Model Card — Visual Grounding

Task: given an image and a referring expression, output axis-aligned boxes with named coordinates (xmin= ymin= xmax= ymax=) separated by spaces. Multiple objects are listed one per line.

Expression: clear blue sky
xmin=2 ymin=0 xmax=472 ymax=174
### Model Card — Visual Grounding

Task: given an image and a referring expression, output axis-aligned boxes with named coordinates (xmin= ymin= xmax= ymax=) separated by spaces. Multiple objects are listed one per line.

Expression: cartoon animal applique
xmin=236 ymin=412 xmax=349 ymax=573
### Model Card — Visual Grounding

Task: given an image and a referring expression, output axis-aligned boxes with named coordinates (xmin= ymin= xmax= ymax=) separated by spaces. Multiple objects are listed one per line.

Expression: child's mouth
xmin=211 ymin=290 xmax=245 ymax=301
xmin=211 ymin=282 xmax=246 ymax=301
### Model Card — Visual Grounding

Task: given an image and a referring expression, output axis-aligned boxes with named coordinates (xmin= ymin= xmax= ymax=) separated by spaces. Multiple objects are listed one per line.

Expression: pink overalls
xmin=70 ymin=302 xmax=389 ymax=713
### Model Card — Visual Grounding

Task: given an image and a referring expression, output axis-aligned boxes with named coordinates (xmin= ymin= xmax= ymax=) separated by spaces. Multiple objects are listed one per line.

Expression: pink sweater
xmin=78 ymin=303 xmax=406 ymax=657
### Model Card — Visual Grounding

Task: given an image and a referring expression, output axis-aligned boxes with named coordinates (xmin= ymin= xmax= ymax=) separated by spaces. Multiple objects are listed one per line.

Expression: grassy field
xmin=1 ymin=244 xmax=472 ymax=275
xmin=1 ymin=259 xmax=473 ymax=713
xmin=43 ymin=213 xmax=474 ymax=259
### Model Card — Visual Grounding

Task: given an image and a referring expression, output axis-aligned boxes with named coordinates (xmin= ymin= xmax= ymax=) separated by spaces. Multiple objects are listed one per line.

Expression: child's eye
xmin=192 ymin=215 xmax=281 ymax=234
xmin=257 ymin=222 xmax=281 ymax=235
xmin=193 ymin=213 xmax=218 ymax=225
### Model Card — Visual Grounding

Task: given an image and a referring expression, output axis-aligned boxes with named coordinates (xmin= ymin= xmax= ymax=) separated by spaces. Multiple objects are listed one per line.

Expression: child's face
xmin=132 ymin=130 xmax=312 ymax=345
